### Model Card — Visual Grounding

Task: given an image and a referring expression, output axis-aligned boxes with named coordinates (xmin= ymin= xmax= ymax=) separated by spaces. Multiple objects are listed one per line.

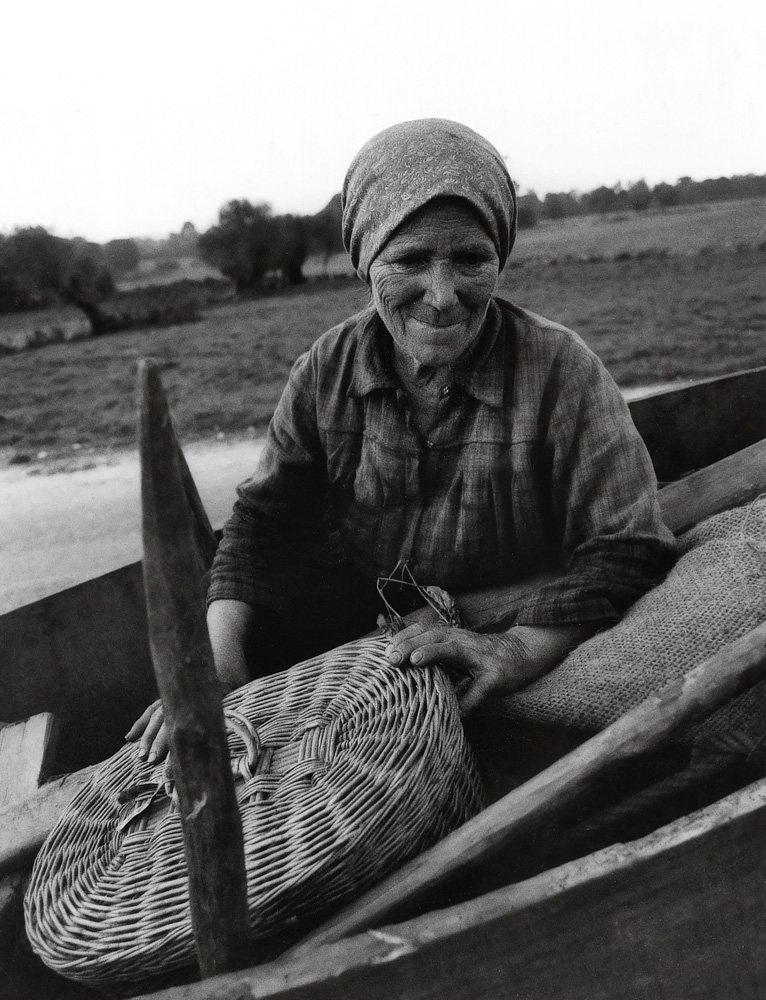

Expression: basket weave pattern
xmin=25 ymin=636 xmax=484 ymax=989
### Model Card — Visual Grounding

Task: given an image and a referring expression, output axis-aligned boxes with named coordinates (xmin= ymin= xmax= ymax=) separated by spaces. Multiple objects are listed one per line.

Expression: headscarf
xmin=342 ymin=119 xmax=517 ymax=282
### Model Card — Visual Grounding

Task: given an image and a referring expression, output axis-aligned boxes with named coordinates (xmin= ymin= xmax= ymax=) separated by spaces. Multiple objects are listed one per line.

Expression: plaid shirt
xmin=208 ymin=298 xmax=676 ymax=625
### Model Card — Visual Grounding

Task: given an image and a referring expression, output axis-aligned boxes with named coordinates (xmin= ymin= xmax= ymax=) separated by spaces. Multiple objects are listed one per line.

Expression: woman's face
xmin=369 ymin=200 xmax=500 ymax=368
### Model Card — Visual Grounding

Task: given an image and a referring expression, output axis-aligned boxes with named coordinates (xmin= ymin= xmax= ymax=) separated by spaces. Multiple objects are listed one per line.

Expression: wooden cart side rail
xmin=133 ymin=776 xmax=766 ymax=1000
xmin=657 ymin=434 xmax=766 ymax=535
xmin=628 ymin=364 xmax=766 ymax=482
xmin=0 ymin=563 xmax=155 ymax=775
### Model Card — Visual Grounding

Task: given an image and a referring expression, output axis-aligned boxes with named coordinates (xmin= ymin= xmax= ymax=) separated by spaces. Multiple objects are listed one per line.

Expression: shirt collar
xmin=347 ymin=306 xmax=399 ymax=397
xmin=451 ymin=300 xmax=505 ymax=406
xmin=347 ymin=299 xmax=507 ymax=407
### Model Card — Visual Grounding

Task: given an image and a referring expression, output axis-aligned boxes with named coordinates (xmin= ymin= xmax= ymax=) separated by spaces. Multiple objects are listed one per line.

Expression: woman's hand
xmin=125 ymin=699 xmax=168 ymax=764
xmin=385 ymin=621 xmax=595 ymax=714
xmin=125 ymin=600 xmax=254 ymax=764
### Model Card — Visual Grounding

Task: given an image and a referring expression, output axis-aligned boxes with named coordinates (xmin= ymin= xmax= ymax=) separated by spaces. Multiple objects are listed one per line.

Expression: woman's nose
xmin=423 ymin=262 xmax=459 ymax=310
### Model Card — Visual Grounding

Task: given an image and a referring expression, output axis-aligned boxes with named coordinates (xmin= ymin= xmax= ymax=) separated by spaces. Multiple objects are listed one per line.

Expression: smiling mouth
xmin=408 ymin=315 xmax=469 ymax=330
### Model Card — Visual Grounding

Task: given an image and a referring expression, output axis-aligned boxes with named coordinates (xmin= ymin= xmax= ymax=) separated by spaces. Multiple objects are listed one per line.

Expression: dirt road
xmin=0 ymin=438 xmax=264 ymax=614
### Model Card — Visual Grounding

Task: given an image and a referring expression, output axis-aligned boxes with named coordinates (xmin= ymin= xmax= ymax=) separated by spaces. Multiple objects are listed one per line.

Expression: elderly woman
xmin=130 ymin=119 xmax=675 ymax=761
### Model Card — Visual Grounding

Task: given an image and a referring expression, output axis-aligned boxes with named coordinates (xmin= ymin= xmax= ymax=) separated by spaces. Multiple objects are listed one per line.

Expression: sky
xmin=1 ymin=0 xmax=764 ymax=243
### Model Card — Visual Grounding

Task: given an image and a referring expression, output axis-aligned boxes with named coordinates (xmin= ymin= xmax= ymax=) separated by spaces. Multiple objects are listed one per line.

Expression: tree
xmin=0 ymin=227 xmax=114 ymax=329
xmin=62 ymin=255 xmax=115 ymax=334
xmin=627 ymin=180 xmax=652 ymax=212
xmin=199 ymin=200 xmax=309 ymax=292
xmin=542 ymin=191 xmax=582 ymax=219
xmin=166 ymin=222 xmax=201 ymax=258
xmin=517 ymin=192 xmax=542 ymax=228
xmin=581 ymin=185 xmax=621 ymax=214
xmin=272 ymin=215 xmax=308 ymax=286
xmin=104 ymin=238 xmax=140 ymax=274
xmin=199 ymin=200 xmax=273 ymax=292
xmin=653 ymin=182 xmax=679 ymax=208
xmin=306 ymin=193 xmax=344 ymax=265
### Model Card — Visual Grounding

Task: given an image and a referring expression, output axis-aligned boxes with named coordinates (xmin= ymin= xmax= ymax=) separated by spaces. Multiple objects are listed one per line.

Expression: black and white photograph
xmin=2 ymin=1 xmax=765 ymax=996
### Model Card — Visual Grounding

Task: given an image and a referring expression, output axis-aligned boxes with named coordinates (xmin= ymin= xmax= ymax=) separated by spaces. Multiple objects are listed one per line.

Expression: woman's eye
xmin=454 ymin=251 xmax=489 ymax=267
xmin=393 ymin=253 xmax=428 ymax=268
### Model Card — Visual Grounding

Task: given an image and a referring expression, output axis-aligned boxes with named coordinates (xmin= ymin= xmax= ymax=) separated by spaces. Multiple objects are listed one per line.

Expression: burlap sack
xmin=497 ymin=496 xmax=766 ymax=757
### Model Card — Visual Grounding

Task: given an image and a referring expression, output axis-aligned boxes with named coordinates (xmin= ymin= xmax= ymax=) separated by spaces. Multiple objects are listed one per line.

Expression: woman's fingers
xmin=386 ymin=623 xmax=458 ymax=666
xmin=139 ymin=709 xmax=169 ymax=762
xmin=148 ymin=724 xmax=170 ymax=764
xmin=387 ymin=625 xmax=490 ymax=670
xmin=124 ymin=699 xmax=161 ymax=741
xmin=386 ymin=625 xmax=527 ymax=714
xmin=125 ymin=700 xmax=171 ymax=764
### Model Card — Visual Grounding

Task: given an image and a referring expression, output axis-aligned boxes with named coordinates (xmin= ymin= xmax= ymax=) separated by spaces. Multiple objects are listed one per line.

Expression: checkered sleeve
xmin=206 ymin=347 xmax=325 ymax=613
xmin=513 ymin=345 xmax=677 ymax=626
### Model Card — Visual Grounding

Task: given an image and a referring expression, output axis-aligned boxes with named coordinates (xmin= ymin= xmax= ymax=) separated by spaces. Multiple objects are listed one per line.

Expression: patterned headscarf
xmin=342 ymin=119 xmax=517 ymax=282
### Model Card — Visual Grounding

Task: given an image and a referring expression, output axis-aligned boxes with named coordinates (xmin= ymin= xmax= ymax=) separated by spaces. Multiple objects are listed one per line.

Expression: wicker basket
xmin=25 ymin=635 xmax=484 ymax=989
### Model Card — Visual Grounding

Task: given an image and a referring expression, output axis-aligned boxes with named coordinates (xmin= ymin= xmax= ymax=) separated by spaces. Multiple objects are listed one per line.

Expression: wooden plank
xmin=0 ymin=765 xmax=97 ymax=876
xmin=291 ymin=621 xmax=766 ymax=954
xmin=382 ymin=776 xmax=766 ymax=941
xmin=131 ymin=779 xmax=766 ymax=1000
xmin=139 ymin=358 xmax=250 ymax=978
xmin=0 ymin=713 xmax=59 ymax=809
xmin=628 ymin=364 xmax=766 ymax=482
xmin=0 ymin=563 xmax=157 ymax=774
xmin=656 ymin=435 xmax=766 ymax=534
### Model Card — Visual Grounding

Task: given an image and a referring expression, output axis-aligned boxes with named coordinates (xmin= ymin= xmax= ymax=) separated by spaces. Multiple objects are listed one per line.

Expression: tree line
xmin=197 ymin=173 xmax=766 ymax=289
xmin=0 ymin=196 xmax=344 ymax=315
xmin=2 ymin=172 xmax=764 ymax=319
xmin=517 ymin=173 xmax=766 ymax=227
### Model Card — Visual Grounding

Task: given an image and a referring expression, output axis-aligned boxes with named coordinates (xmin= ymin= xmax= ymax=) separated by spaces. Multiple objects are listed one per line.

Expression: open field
xmin=499 ymin=249 xmax=766 ymax=384
xmin=0 ymin=200 xmax=764 ymax=469
xmin=310 ymin=198 xmax=766 ymax=276
xmin=513 ymin=198 xmax=766 ymax=261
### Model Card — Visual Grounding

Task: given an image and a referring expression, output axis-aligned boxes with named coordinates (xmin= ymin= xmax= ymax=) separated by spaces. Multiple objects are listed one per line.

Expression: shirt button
xmin=425 ymin=439 xmax=434 ymax=449
xmin=441 ymin=386 xmax=451 ymax=397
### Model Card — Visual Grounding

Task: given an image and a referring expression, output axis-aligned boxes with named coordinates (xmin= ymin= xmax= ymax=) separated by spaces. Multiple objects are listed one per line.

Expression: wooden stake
xmin=138 ymin=358 xmax=250 ymax=977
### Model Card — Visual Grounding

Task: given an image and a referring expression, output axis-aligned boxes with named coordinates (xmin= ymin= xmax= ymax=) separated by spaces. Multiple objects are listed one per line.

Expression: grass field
xmin=513 ymin=198 xmax=766 ymax=261
xmin=1 ymin=200 xmax=764 ymax=468
xmin=309 ymin=198 xmax=766 ymax=275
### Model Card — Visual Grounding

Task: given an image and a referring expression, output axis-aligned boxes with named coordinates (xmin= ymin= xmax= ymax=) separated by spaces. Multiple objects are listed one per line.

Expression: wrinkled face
xmin=369 ymin=199 xmax=500 ymax=368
